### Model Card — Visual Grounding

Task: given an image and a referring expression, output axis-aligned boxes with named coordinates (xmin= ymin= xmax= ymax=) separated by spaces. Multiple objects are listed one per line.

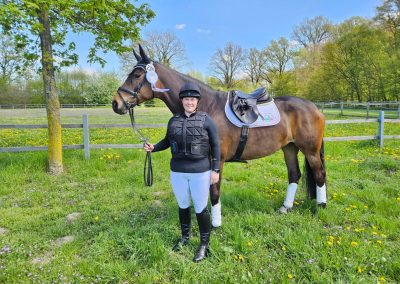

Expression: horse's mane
xmin=156 ymin=62 xmax=225 ymax=97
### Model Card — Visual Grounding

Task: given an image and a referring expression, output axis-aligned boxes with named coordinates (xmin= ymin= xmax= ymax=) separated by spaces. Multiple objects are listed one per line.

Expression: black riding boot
xmin=193 ymin=207 xmax=211 ymax=262
xmin=172 ymin=207 xmax=191 ymax=251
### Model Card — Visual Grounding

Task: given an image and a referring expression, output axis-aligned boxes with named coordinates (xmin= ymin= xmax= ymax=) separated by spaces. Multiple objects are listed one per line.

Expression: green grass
xmin=0 ymin=108 xmax=399 ymax=283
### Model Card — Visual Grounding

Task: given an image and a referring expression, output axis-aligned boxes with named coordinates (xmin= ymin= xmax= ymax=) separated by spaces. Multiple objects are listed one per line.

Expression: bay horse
xmin=112 ymin=45 xmax=327 ymax=227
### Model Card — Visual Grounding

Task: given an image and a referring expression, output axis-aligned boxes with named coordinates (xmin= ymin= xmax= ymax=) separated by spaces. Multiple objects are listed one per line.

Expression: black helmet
xmin=179 ymin=83 xmax=201 ymax=99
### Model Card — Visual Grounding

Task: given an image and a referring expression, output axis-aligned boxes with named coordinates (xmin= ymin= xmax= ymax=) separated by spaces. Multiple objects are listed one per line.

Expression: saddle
xmin=229 ymin=87 xmax=272 ymax=124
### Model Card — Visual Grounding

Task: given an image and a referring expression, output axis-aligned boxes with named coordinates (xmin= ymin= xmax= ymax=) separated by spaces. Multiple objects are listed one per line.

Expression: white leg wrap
xmin=283 ymin=183 xmax=298 ymax=209
xmin=211 ymin=201 xmax=221 ymax=227
xmin=317 ymin=184 xmax=327 ymax=204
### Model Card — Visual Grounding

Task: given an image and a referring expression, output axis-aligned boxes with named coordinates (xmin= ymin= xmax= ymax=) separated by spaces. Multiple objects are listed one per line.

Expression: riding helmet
xmin=179 ymin=82 xmax=201 ymax=99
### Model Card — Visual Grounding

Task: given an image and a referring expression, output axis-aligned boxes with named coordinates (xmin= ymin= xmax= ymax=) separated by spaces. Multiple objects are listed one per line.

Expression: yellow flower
xmin=247 ymin=241 xmax=253 ymax=247
xmin=329 ymin=236 xmax=335 ymax=241
xmin=380 ymin=234 xmax=387 ymax=238
xmin=357 ymin=266 xmax=363 ymax=273
xmin=378 ymin=276 xmax=386 ymax=283
xmin=282 ymin=246 xmax=287 ymax=251
xmin=376 ymin=240 xmax=382 ymax=245
xmin=350 ymin=241 xmax=358 ymax=247
xmin=288 ymin=274 xmax=294 ymax=280
xmin=326 ymin=241 xmax=333 ymax=247
xmin=94 ymin=216 xmax=99 ymax=221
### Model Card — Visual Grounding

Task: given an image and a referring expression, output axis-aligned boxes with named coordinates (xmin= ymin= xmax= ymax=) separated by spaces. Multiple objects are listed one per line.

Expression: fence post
xmin=366 ymin=102 xmax=370 ymax=119
xmin=378 ymin=111 xmax=384 ymax=148
xmin=83 ymin=114 xmax=90 ymax=159
xmin=340 ymin=101 xmax=344 ymax=115
xmin=398 ymin=102 xmax=400 ymax=119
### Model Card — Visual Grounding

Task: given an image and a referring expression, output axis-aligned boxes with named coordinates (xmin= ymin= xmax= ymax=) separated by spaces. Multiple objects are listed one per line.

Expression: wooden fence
xmin=1 ymin=112 xmax=399 ymax=158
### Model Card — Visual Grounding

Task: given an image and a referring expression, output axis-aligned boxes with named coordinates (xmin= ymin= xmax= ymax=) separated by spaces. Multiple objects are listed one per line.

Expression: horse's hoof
xmin=278 ymin=206 xmax=291 ymax=214
xmin=318 ymin=203 xmax=327 ymax=208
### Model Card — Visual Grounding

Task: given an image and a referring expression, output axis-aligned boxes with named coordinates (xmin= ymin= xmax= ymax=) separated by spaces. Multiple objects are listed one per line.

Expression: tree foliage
xmin=0 ymin=0 xmax=154 ymax=174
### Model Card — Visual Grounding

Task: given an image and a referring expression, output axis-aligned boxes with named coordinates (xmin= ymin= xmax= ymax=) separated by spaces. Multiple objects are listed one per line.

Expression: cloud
xmin=175 ymin=24 xmax=186 ymax=30
xmin=196 ymin=28 xmax=211 ymax=34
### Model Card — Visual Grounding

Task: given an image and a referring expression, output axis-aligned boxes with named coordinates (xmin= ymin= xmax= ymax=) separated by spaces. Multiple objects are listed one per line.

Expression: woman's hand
xmin=143 ymin=142 xmax=154 ymax=152
xmin=210 ymin=171 xmax=219 ymax=184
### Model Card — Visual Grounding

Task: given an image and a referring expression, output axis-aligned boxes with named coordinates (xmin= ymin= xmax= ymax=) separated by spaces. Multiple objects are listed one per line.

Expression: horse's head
xmin=112 ymin=45 xmax=165 ymax=114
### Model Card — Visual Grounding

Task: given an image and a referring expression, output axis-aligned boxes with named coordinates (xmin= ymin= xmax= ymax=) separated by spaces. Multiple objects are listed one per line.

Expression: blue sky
xmin=71 ymin=0 xmax=382 ymax=76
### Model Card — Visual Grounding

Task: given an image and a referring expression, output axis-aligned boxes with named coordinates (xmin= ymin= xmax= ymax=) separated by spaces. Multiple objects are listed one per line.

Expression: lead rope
xmin=129 ymin=107 xmax=153 ymax=186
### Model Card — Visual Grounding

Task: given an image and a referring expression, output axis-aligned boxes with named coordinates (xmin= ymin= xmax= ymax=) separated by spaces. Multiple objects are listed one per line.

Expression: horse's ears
xmin=132 ymin=48 xmax=142 ymax=62
xmin=139 ymin=44 xmax=151 ymax=63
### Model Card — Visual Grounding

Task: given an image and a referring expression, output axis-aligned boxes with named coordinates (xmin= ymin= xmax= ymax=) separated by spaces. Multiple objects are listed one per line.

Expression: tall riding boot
xmin=172 ymin=207 xmax=191 ymax=251
xmin=193 ymin=207 xmax=211 ymax=262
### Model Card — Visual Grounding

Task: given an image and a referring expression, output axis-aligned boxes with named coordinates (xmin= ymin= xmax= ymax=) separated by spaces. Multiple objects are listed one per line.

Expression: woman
xmin=144 ymin=82 xmax=220 ymax=262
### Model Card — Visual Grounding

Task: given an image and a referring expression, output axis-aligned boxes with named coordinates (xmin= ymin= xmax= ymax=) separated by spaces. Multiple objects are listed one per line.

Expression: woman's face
xmin=181 ymin=97 xmax=199 ymax=114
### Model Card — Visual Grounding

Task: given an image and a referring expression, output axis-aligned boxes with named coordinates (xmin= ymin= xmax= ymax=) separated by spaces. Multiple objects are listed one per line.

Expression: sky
xmin=70 ymin=0 xmax=382 ymax=76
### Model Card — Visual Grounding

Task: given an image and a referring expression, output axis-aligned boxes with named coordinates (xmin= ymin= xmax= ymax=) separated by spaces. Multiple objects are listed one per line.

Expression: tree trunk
xmin=38 ymin=7 xmax=63 ymax=175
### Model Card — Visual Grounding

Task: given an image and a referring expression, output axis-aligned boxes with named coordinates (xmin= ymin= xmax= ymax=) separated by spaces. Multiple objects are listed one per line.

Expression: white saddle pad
xmin=224 ymin=93 xmax=281 ymax=128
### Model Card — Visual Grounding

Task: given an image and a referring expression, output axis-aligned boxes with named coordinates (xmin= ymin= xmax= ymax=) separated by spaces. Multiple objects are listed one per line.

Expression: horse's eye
xmin=133 ymin=72 xmax=142 ymax=79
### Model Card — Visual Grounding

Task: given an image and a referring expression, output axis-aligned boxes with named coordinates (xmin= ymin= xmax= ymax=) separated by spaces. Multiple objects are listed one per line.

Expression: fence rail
xmin=1 ymin=112 xmax=399 ymax=157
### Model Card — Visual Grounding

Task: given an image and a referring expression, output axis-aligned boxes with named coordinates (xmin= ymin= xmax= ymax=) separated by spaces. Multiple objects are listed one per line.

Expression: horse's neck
xmin=154 ymin=64 xmax=227 ymax=115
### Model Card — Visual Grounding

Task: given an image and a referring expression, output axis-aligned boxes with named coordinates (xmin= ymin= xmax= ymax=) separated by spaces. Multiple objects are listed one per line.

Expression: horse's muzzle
xmin=112 ymin=99 xmax=126 ymax=115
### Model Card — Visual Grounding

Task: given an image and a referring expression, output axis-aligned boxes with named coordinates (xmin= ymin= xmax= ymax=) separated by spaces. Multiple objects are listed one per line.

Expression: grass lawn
xmin=0 ymin=107 xmax=399 ymax=283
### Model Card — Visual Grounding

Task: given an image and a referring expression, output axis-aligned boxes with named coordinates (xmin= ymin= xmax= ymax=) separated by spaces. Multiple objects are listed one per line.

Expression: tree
xmin=374 ymin=0 xmax=400 ymax=47
xmin=82 ymin=72 xmax=119 ymax=104
xmin=120 ymin=31 xmax=188 ymax=75
xmin=209 ymin=42 xmax=245 ymax=89
xmin=0 ymin=34 xmax=35 ymax=84
xmin=243 ymin=48 xmax=268 ymax=86
xmin=0 ymin=1 xmax=154 ymax=174
xmin=292 ymin=16 xmax=332 ymax=48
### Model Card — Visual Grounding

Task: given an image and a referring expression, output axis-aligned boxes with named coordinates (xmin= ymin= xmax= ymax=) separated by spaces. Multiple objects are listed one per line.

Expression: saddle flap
xmin=230 ymin=91 xmax=260 ymax=124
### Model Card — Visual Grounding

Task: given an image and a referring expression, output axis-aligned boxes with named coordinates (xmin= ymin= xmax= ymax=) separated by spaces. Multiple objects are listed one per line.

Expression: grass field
xmin=0 ymin=108 xmax=399 ymax=283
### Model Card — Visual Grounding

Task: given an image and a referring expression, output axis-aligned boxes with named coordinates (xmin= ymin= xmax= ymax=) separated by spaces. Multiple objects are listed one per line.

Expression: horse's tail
xmin=303 ymin=140 xmax=325 ymax=199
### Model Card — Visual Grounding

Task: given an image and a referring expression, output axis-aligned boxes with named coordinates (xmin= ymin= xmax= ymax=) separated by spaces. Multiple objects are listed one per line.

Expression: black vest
xmin=168 ymin=112 xmax=209 ymax=159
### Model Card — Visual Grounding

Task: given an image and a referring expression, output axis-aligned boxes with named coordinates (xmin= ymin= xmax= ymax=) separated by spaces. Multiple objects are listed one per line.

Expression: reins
xmin=118 ymin=61 xmax=170 ymax=187
xmin=129 ymin=107 xmax=153 ymax=186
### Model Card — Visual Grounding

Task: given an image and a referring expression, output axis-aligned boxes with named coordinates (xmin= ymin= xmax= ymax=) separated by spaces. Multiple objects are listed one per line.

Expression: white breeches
xmin=170 ymin=171 xmax=211 ymax=213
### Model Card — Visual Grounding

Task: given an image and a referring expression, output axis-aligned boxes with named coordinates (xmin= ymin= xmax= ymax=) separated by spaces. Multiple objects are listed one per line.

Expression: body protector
xmin=168 ymin=112 xmax=209 ymax=159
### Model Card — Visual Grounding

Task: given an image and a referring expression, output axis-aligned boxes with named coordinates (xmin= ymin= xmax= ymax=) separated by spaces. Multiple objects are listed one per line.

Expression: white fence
xmin=1 ymin=112 xmax=399 ymax=158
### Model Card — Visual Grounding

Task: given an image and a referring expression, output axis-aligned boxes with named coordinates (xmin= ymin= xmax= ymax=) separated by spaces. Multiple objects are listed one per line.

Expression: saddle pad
xmin=224 ymin=93 xmax=281 ymax=128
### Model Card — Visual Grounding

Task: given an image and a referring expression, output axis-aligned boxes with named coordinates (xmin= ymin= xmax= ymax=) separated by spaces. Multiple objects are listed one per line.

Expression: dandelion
xmin=378 ymin=276 xmax=386 ymax=283
xmin=350 ymin=241 xmax=358 ymax=247
xmin=247 ymin=241 xmax=253 ymax=247
xmin=376 ymin=240 xmax=382 ymax=245
xmin=282 ymin=246 xmax=287 ymax=251
xmin=288 ymin=274 xmax=294 ymax=280
xmin=94 ymin=216 xmax=99 ymax=221
xmin=357 ymin=266 xmax=363 ymax=273
xmin=326 ymin=241 xmax=333 ymax=247
xmin=372 ymin=231 xmax=378 ymax=235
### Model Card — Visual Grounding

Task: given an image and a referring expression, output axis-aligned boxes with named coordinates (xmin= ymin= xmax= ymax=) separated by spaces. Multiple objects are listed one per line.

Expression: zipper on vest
xmin=183 ymin=117 xmax=187 ymax=155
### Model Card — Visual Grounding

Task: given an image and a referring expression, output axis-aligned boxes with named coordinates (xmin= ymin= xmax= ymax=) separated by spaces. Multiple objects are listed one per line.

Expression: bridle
xmin=117 ymin=64 xmax=149 ymax=109
xmin=117 ymin=63 xmax=154 ymax=186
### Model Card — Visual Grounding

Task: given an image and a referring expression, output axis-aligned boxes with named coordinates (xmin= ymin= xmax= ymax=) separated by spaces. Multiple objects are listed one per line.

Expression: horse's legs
xmin=304 ymin=141 xmax=327 ymax=206
xmin=279 ymin=143 xmax=301 ymax=214
xmin=210 ymin=163 xmax=224 ymax=228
